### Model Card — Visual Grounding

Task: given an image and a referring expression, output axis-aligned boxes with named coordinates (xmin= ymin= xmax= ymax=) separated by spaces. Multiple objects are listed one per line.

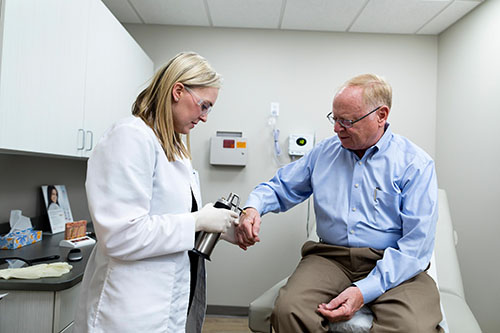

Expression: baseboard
xmin=206 ymin=305 xmax=249 ymax=316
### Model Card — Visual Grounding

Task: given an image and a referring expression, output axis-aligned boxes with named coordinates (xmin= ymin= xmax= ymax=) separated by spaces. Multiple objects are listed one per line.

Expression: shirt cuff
xmin=353 ymin=275 xmax=385 ymax=304
xmin=178 ymin=212 xmax=196 ymax=248
xmin=244 ymin=196 xmax=265 ymax=215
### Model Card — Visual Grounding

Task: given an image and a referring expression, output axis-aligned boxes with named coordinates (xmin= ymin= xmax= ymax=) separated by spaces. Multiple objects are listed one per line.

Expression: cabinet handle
xmin=86 ymin=130 xmax=94 ymax=151
xmin=77 ymin=129 xmax=85 ymax=150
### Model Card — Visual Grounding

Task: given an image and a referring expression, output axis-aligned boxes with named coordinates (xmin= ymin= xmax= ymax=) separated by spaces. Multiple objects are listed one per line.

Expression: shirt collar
xmin=345 ymin=122 xmax=392 ymax=159
xmin=373 ymin=122 xmax=392 ymax=152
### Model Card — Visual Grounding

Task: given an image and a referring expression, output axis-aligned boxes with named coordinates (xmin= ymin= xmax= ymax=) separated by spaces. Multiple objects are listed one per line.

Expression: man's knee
xmin=371 ymin=312 xmax=442 ymax=333
xmin=272 ymin=289 xmax=301 ymax=323
xmin=271 ymin=288 xmax=328 ymax=332
xmin=370 ymin=274 xmax=443 ymax=333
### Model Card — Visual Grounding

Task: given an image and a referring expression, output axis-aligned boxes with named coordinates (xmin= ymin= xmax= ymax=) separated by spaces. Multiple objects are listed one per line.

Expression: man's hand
xmin=317 ymin=286 xmax=364 ymax=322
xmin=234 ymin=207 xmax=261 ymax=250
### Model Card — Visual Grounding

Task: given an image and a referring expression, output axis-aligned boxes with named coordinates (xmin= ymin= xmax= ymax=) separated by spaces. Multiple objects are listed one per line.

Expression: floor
xmin=202 ymin=315 xmax=253 ymax=333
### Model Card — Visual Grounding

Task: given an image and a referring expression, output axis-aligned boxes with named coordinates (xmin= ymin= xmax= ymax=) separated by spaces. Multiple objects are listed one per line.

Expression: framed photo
xmin=41 ymin=185 xmax=74 ymax=234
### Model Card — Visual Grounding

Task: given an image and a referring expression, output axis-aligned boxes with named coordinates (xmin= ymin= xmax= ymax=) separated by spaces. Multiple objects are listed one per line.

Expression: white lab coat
xmin=74 ymin=116 xmax=202 ymax=333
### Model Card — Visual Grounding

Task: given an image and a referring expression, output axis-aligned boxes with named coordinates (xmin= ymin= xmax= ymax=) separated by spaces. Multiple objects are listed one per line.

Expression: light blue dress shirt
xmin=245 ymin=124 xmax=438 ymax=303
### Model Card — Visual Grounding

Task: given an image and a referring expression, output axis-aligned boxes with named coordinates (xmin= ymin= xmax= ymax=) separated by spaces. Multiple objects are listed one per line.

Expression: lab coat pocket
xmin=373 ymin=189 xmax=401 ymax=231
xmin=96 ymin=258 xmax=176 ymax=331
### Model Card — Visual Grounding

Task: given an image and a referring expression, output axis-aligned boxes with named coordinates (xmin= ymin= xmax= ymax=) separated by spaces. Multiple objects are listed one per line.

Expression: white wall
xmin=126 ymin=24 xmax=438 ymax=307
xmin=437 ymin=0 xmax=500 ymax=331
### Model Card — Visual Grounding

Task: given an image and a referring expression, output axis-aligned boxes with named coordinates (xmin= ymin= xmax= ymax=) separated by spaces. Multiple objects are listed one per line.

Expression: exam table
xmin=248 ymin=189 xmax=482 ymax=332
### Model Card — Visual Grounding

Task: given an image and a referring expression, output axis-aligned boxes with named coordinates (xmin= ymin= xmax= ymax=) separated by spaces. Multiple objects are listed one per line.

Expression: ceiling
xmin=102 ymin=0 xmax=483 ymax=35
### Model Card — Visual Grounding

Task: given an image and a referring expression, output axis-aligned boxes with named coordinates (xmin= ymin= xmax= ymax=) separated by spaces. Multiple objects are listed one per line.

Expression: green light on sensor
xmin=296 ymin=138 xmax=307 ymax=146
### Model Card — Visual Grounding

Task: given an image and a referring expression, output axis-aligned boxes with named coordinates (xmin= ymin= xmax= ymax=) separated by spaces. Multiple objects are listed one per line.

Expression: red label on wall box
xmin=223 ymin=139 xmax=235 ymax=148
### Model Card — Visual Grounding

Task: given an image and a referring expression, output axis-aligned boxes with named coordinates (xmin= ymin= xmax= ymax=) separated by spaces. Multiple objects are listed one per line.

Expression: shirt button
xmin=355 ymin=184 xmax=359 ymax=188
xmin=358 ymin=161 xmax=362 ymax=165
xmin=350 ymin=229 xmax=355 ymax=234
xmin=352 ymin=207 xmax=356 ymax=212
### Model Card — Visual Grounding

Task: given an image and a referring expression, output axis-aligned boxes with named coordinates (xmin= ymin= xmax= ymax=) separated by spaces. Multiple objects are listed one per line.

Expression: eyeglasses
xmin=326 ymin=106 xmax=382 ymax=128
xmin=184 ymin=86 xmax=213 ymax=116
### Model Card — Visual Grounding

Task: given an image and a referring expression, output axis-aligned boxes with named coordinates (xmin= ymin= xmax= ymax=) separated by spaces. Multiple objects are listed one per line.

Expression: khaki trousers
xmin=271 ymin=241 xmax=443 ymax=333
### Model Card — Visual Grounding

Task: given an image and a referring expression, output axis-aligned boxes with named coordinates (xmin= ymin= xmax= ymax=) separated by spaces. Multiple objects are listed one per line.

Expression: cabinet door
xmin=0 ymin=0 xmax=90 ymax=157
xmin=0 ymin=289 xmax=54 ymax=332
xmin=82 ymin=0 xmax=153 ymax=157
xmin=53 ymin=283 xmax=81 ymax=333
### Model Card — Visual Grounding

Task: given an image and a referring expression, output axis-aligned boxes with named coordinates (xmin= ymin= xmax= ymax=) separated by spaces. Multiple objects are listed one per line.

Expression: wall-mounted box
xmin=210 ymin=131 xmax=247 ymax=166
xmin=288 ymin=133 xmax=315 ymax=156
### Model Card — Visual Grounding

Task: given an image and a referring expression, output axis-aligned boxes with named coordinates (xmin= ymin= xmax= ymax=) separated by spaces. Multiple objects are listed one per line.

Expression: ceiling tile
xmin=350 ymin=0 xmax=451 ymax=34
xmin=417 ymin=0 xmax=482 ymax=34
xmin=102 ymin=0 xmax=143 ymax=24
xmin=102 ymin=0 xmax=483 ymax=35
xmin=208 ymin=0 xmax=283 ymax=29
xmin=281 ymin=0 xmax=367 ymax=32
xmin=130 ymin=0 xmax=210 ymax=26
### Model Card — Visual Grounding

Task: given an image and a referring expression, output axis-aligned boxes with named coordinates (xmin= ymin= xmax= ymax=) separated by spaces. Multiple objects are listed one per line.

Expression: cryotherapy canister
xmin=193 ymin=193 xmax=241 ymax=261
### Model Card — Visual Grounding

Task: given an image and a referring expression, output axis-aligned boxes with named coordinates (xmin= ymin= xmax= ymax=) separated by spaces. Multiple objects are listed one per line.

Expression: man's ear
xmin=377 ymin=106 xmax=390 ymax=124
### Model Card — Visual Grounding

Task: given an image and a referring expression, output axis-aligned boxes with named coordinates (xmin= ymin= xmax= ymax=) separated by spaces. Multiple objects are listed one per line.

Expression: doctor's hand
xmin=194 ymin=203 xmax=239 ymax=233
xmin=317 ymin=286 xmax=364 ymax=323
xmin=220 ymin=222 xmax=238 ymax=244
xmin=234 ymin=207 xmax=261 ymax=250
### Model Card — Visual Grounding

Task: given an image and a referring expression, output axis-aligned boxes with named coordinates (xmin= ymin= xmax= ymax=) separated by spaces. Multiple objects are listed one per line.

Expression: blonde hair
xmin=132 ymin=52 xmax=221 ymax=162
xmin=340 ymin=74 xmax=392 ymax=109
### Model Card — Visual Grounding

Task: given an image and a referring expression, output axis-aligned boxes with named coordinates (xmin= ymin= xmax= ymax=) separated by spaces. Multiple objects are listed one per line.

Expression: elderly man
xmin=236 ymin=74 xmax=443 ymax=332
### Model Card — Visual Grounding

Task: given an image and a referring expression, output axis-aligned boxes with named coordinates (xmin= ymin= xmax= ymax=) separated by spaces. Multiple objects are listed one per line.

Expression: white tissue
xmin=9 ymin=210 xmax=32 ymax=232
xmin=6 ymin=210 xmax=34 ymax=268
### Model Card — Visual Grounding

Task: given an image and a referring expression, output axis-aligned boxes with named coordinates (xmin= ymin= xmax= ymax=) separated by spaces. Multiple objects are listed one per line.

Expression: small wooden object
xmin=59 ymin=220 xmax=96 ymax=248
xmin=64 ymin=220 xmax=87 ymax=240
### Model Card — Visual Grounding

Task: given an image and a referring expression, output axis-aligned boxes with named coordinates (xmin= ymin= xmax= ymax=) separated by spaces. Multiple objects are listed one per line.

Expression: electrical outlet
xmin=270 ymin=102 xmax=279 ymax=116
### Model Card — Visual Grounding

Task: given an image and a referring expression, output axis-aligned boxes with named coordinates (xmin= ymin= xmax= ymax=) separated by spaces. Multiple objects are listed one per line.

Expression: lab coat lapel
xmin=177 ymin=157 xmax=202 ymax=209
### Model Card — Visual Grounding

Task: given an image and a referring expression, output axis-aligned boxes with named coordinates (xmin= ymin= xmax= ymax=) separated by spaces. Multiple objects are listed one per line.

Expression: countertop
xmin=0 ymin=232 xmax=95 ymax=292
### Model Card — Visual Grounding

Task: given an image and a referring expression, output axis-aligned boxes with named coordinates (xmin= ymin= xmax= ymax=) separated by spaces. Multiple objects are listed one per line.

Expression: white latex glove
xmin=221 ymin=223 xmax=237 ymax=244
xmin=193 ymin=203 xmax=238 ymax=233
xmin=0 ymin=263 xmax=72 ymax=280
xmin=221 ymin=212 xmax=243 ymax=245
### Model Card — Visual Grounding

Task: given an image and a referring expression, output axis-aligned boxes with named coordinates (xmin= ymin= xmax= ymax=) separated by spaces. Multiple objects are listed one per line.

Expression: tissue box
xmin=0 ymin=228 xmax=42 ymax=250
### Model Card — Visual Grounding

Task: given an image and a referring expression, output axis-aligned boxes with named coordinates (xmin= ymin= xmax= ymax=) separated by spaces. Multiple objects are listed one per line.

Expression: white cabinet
xmin=0 ymin=0 xmax=89 ymax=157
xmin=0 ymin=0 xmax=153 ymax=158
xmin=82 ymin=0 xmax=153 ymax=158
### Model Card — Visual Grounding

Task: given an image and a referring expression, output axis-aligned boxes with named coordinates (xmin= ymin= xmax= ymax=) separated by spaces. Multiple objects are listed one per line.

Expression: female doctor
xmin=74 ymin=52 xmax=238 ymax=332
